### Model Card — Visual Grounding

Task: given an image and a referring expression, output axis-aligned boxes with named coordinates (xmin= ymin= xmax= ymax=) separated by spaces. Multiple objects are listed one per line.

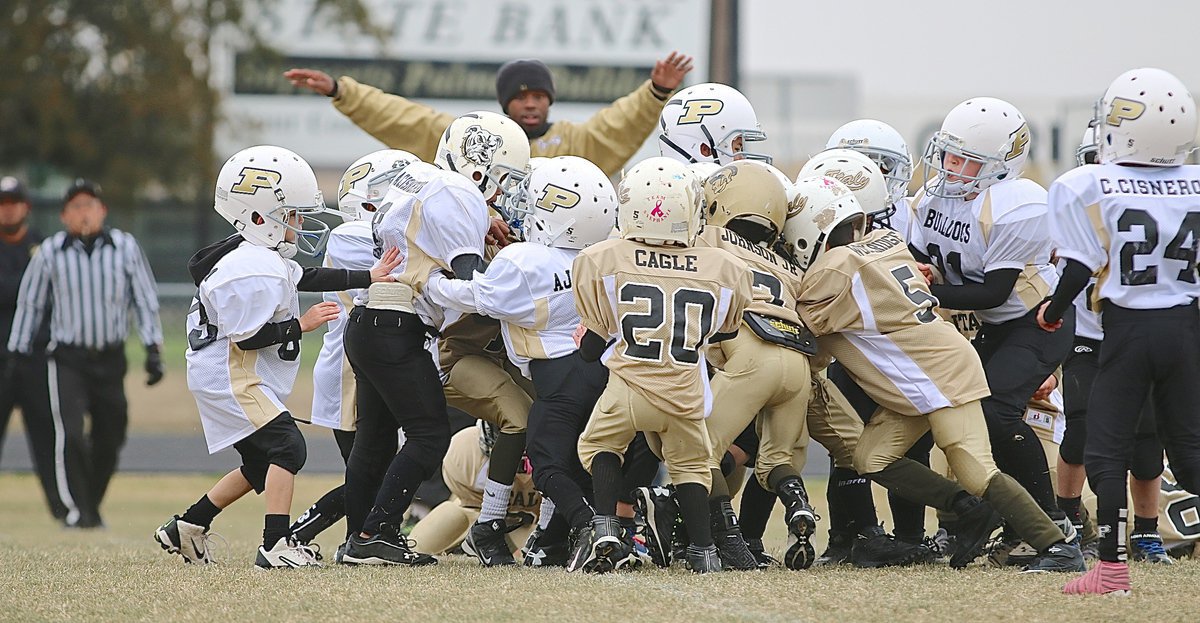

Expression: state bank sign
xmin=215 ymin=0 xmax=711 ymax=169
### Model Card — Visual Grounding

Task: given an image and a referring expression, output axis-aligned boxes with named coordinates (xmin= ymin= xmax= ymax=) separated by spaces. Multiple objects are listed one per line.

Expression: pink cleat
xmin=1062 ymin=561 xmax=1131 ymax=596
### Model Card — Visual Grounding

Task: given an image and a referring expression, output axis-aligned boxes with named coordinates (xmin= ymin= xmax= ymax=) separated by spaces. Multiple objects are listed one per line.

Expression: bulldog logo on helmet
xmin=462 ymin=125 xmax=504 ymax=166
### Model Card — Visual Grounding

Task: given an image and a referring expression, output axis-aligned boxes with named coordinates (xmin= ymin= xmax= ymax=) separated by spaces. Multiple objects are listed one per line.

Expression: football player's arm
xmin=569 ymin=81 xmax=672 ymax=176
xmin=5 ymin=246 xmax=51 ymax=354
xmin=930 ymin=202 xmax=1047 ymax=310
xmin=928 ymin=269 xmax=1020 ymax=310
xmin=572 ymin=253 xmax=616 ymax=361
xmin=425 ymin=271 xmax=478 ymax=316
xmin=1042 ymin=181 xmax=1105 ymax=324
xmin=796 ymin=267 xmax=854 ymax=337
xmin=468 ymin=256 xmax=541 ymax=326
xmin=328 ymin=76 xmax=453 ymax=162
xmin=422 ymin=187 xmax=489 ymax=281
xmin=214 ymin=277 xmax=297 ymax=350
xmin=297 ymin=267 xmax=373 ymax=292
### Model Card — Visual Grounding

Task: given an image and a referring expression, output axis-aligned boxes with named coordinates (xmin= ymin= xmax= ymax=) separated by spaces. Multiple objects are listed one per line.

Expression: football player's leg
xmin=1153 ymin=332 xmax=1200 ymax=498
xmin=705 ymin=340 xmax=778 ymax=502
xmin=409 ymin=499 xmax=476 ymax=555
xmin=1129 ymin=416 xmax=1170 ymax=563
xmin=657 ymin=407 xmax=720 ymax=572
xmin=291 ymin=429 xmax=354 ymax=544
xmin=975 ymin=314 xmax=1074 ymax=520
xmin=573 ymin=378 xmax=637 ymax=572
xmin=1058 ymin=339 xmax=1096 ymax=523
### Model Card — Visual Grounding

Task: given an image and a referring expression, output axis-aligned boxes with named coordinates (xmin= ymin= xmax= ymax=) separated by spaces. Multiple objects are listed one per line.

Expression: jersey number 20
xmin=619 ymin=283 xmax=716 ymax=365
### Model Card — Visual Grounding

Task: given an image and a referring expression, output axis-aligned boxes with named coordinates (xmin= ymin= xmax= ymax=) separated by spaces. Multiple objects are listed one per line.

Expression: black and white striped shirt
xmin=7 ymin=228 xmax=163 ymax=353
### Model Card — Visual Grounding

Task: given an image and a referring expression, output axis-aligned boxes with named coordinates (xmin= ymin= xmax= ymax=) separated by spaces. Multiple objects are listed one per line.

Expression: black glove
xmin=145 ymin=344 xmax=164 ymax=386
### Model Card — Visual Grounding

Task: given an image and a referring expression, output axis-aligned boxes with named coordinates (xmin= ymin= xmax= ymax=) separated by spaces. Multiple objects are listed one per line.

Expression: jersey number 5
xmin=890 ymin=265 xmax=938 ymax=324
xmin=619 ymin=283 xmax=716 ymax=365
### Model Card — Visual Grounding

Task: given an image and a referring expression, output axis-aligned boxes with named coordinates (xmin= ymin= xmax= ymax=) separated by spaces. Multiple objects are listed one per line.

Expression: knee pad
xmin=1059 ymin=423 xmax=1086 ymax=466
xmin=266 ymin=422 xmax=308 ymax=475
xmin=1130 ymin=435 xmax=1165 ymax=481
xmin=1170 ymin=461 xmax=1200 ymax=494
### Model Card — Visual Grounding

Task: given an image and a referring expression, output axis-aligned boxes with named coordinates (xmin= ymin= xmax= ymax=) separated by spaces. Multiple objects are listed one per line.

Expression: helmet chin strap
xmin=659 ymin=134 xmax=699 ymax=163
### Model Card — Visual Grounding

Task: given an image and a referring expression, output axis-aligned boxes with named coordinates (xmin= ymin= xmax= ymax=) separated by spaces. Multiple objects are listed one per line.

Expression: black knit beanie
xmin=495 ymin=59 xmax=556 ymax=110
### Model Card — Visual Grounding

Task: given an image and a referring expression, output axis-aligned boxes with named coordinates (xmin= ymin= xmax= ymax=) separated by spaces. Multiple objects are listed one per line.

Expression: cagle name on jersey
xmin=922 ymin=208 xmax=972 ymax=243
xmin=719 ymin=228 xmax=800 ymax=275
xmin=1099 ymin=177 xmax=1200 ymax=196
xmin=634 ymin=248 xmax=699 ymax=272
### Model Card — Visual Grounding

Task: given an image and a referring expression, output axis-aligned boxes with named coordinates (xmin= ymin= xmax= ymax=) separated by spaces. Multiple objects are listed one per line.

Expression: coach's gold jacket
xmin=331 ymin=76 xmax=669 ymax=176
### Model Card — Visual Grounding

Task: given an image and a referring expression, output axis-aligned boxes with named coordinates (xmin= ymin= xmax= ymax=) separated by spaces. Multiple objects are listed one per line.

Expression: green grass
xmin=1 ymin=473 xmax=1198 ymax=622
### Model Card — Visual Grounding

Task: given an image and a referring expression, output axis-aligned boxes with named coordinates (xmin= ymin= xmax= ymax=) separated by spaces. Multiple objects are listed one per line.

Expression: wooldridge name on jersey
xmin=634 ymin=248 xmax=697 ymax=272
xmin=719 ymin=228 xmax=800 ymax=275
xmin=922 ymin=208 xmax=971 ymax=243
xmin=1099 ymin=177 xmax=1200 ymax=196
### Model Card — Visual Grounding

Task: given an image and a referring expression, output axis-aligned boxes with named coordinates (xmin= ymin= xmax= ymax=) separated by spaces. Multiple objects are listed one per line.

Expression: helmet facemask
xmin=922 ymin=133 xmax=1012 ymax=199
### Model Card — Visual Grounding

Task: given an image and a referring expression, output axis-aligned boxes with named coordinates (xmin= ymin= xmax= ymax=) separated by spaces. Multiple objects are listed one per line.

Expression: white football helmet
xmin=826 ymin=119 xmax=912 ymax=206
xmin=779 ymin=176 xmax=865 ymax=270
xmin=701 ymin=160 xmax=788 ymax=245
xmin=762 ymin=163 xmax=803 ymax=220
xmin=798 ymin=149 xmax=888 ymax=219
xmin=922 ymin=97 xmax=1031 ymax=198
xmin=1076 ymin=121 xmax=1100 ymax=166
xmin=337 ymin=149 xmax=420 ymax=222
xmin=214 ymin=145 xmax=327 ymax=259
xmin=435 ymin=111 xmax=531 ymax=201
xmin=1095 ymin=68 xmax=1197 ymax=166
xmin=658 ymin=83 xmax=770 ymax=165
xmin=687 ymin=161 xmax=722 ymax=182
xmin=617 ymin=157 xmax=703 ymax=247
xmin=521 ymin=156 xmax=616 ymax=250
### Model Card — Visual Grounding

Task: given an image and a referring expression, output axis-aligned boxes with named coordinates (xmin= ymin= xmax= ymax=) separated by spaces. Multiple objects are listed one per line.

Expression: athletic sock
xmin=478 ymin=479 xmax=513 ymax=523
xmin=1133 ymin=515 xmax=1158 ymax=534
xmin=181 ymin=495 xmax=220 ymax=529
xmin=263 ymin=514 xmax=290 ymax=550
xmin=537 ymin=497 xmax=556 ymax=530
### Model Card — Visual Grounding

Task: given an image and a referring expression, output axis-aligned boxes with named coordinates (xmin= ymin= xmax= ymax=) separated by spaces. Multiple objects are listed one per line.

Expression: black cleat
xmin=634 ymin=486 xmax=677 ymax=568
xmin=566 ymin=515 xmax=627 ymax=574
xmin=341 ymin=527 xmax=437 ymax=566
xmin=711 ymin=501 xmax=759 ymax=571
xmin=949 ymin=498 xmax=1003 ymax=569
xmin=745 ymin=538 xmax=778 ymax=568
xmin=1022 ymin=541 xmax=1085 ymax=573
xmin=775 ymin=477 xmax=818 ymax=570
xmin=851 ymin=525 xmax=927 ymax=568
xmin=521 ymin=526 xmax=569 ymax=568
xmin=466 ymin=518 xmax=517 ymax=567
xmin=814 ymin=531 xmax=854 ymax=567
xmin=685 ymin=544 xmax=722 ymax=573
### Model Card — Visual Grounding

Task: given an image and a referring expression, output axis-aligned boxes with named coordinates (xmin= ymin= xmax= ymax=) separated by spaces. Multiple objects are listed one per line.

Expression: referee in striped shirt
xmin=7 ymin=179 xmax=164 ymax=528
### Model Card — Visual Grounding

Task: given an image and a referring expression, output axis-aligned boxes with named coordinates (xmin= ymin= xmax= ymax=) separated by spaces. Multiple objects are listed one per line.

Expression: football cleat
xmin=775 ymin=478 xmax=818 ymax=540
xmin=521 ymin=526 xmax=569 ymax=568
xmin=615 ymin=528 xmax=653 ymax=571
xmin=634 ymin=486 xmax=678 ymax=568
xmin=154 ymin=516 xmax=218 ymax=564
xmin=254 ymin=538 xmax=321 ymax=569
xmin=711 ymin=501 xmax=759 ymax=571
xmin=1130 ymin=532 xmax=1174 ymax=565
xmin=1063 ymin=561 xmax=1131 ymax=596
xmin=745 ymin=538 xmax=779 ymax=568
xmin=949 ymin=498 xmax=1003 ymax=569
xmin=850 ymin=525 xmax=927 ymax=568
xmin=929 ymin=527 xmax=956 ymax=561
xmin=465 ymin=518 xmax=517 ymax=567
xmin=1022 ymin=541 xmax=1086 ymax=573
xmin=814 ymin=531 xmax=853 ymax=567
xmin=566 ymin=515 xmax=627 ymax=574
xmin=341 ymin=528 xmax=437 ymax=566
xmin=685 ymin=544 xmax=723 ymax=574
xmin=986 ymin=528 xmax=1038 ymax=567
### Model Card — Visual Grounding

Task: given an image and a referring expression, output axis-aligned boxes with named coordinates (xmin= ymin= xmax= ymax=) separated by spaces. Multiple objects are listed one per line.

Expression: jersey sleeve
xmin=415 ymin=186 xmax=489 ymax=267
xmin=470 ymin=255 xmax=540 ymax=326
xmin=562 ymin=80 xmax=669 ymax=176
xmin=331 ymin=77 xmax=453 ymax=163
xmin=205 ymin=275 xmax=291 ymax=343
xmin=796 ymin=266 xmax=854 ymax=336
xmin=571 ymin=252 xmax=615 ymax=338
xmin=982 ymin=202 xmax=1053 ymax=272
xmin=1048 ymin=178 xmax=1108 ymax=272
xmin=424 ymin=271 xmax=478 ymax=316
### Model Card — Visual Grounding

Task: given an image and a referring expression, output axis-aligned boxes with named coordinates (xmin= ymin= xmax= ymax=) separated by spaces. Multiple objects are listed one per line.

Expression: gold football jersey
xmin=797 ymin=229 xmax=989 ymax=416
xmin=573 ymin=237 xmax=753 ymax=417
xmin=696 ymin=226 xmax=805 ymax=327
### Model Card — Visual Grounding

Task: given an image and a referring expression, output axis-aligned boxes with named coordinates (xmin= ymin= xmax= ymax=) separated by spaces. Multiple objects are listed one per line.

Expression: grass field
xmin=2 ymin=473 xmax=1198 ymax=622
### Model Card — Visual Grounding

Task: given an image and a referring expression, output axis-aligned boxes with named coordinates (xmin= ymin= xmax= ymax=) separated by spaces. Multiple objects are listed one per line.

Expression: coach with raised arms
xmin=283 ymin=52 xmax=694 ymax=176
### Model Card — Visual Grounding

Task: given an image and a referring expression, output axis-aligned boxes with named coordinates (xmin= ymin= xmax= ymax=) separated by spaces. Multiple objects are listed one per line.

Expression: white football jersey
xmin=882 ymin=197 xmax=914 ymax=241
xmin=311 ymin=221 xmax=374 ymax=431
xmin=426 ymin=243 xmax=582 ymax=378
xmin=1072 ymin=277 xmax=1104 ymax=341
xmin=1051 ymin=163 xmax=1200 ymax=310
xmin=910 ymin=179 xmax=1058 ymax=324
xmin=359 ymin=161 xmax=490 ymax=328
xmin=186 ymin=242 xmax=303 ymax=453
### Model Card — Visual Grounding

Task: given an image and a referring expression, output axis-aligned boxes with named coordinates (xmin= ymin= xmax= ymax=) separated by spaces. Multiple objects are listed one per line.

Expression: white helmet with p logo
xmin=214 ymin=145 xmax=328 ymax=258
xmin=658 ymin=83 xmax=770 ymax=165
xmin=522 ymin=156 xmax=616 ymax=250
xmin=1096 ymin=67 xmax=1197 ymax=166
